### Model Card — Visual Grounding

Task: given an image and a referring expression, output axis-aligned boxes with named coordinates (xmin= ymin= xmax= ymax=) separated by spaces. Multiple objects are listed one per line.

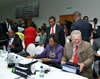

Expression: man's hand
xmin=94 ymin=53 xmax=100 ymax=57
xmin=78 ymin=63 xmax=85 ymax=73
xmin=61 ymin=61 xmax=66 ymax=64
xmin=41 ymin=58 xmax=51 ymax=62
xmin=9 ymin=44 xmax=14 ymax=48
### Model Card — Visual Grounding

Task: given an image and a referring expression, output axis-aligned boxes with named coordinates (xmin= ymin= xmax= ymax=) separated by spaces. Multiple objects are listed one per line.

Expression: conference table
xmin=0 ymin=52 xmax=88 ymax=79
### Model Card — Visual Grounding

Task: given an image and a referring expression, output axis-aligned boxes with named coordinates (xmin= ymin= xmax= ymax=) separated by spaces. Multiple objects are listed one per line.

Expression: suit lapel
xmin=12 ymin=36 xmax=16 ymax=45
xmin=48 ymin=26 xmax=51 ymax=35
xmin=68 ymin=42 xmax=73 ymax=59
xmin=55 ymin=25 xmax=57 ymax=33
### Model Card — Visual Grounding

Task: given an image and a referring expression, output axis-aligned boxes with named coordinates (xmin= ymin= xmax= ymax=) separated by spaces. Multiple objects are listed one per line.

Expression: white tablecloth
xmin=0 ymin=53 xmax=88 ymax=79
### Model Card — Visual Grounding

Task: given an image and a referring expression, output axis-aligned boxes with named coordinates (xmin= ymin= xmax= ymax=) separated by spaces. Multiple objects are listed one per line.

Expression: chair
xmin=18 ymin=27 xmax=25 ymax=32
xmin=34 ymin=46 xmax=44 ymax=55
xmin=26 ymin=43 xmax=35 ymax=56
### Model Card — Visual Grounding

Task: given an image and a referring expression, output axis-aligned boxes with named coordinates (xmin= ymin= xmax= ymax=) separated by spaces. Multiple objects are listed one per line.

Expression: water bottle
xmin=15 ymin=56 xmax=19 ymax=67
xmin=3 ymin=45 xmax=6 ymax=53
xmin=7 ymin=52 xmax=14 ymax=68
xmin=39 ymin=66 xmax=44 ymax=78
xmin=7 ymin=52 xmax=10 ymax=63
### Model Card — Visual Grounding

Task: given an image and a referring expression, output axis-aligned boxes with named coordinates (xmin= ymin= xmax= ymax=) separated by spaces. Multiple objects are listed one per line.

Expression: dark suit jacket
xmin=9 ymin=35 xmax=23 ymax=53
xmin=1 ymin=22 xmax=8 ymax=36
xmin=0 ymin=24 xmax=8 ymax=48
xmin=0 ymin=23 xmax=7 ymax=41
xmin=93 ymin=38 xmax=100 ymax=52
xmin=45 ymin=25 xmax=65 ymax=47
xmin=93 ymin=38 xmax=100 ymax=61
xmin=93 ymin=26 xmax=100 ymax=39
xmin=71 ymin=19 xmax=92 ymax=42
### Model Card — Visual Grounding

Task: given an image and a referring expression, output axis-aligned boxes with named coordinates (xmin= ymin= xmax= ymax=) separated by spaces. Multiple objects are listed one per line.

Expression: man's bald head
xmin=8 ymin=30 xmax=15 ymax=38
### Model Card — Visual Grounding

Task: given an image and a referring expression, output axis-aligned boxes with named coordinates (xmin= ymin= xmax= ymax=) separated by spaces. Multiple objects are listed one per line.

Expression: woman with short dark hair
xmin=27 ymin=34 xmax=64 ymax=65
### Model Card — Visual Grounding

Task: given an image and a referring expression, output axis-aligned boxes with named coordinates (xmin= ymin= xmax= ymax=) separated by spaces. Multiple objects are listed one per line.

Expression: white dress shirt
xmin=6 ymin=21 xmax=11 ymax=31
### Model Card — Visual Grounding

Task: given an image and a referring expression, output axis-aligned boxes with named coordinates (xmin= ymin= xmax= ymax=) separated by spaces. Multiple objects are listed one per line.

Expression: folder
xmin=62 ymin=62 xmax=80 ymax=74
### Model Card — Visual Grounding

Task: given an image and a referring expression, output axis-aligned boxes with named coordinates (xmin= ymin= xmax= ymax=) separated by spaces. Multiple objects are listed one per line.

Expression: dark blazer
xmin=0 ymin=24 xmax=8 ymax=48
xmin=93 ymin=26 xmax=100 ymax=39
xmin=45 ymin=24 xmax=65 ymax=47
xmin=1 ymin=22 xmax=8 ymax=36
xmin=9 ymin=35 xmax=23 ymax=53
xmin=71 ymin=19 xmax=92 ymax=42
xmin=93 ymin=38 xmax=100 ymax=52
xmin=0 ymin=23 xmax=7 ymax=41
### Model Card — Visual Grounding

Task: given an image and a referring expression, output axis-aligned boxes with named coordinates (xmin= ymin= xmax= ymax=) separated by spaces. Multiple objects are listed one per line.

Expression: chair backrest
xmin=18 ymin=27 xmax=25 ymax=32
xmin=26 ymin=43 xmax=35 ymax=56
xmin=35 ymin=46 xmax=44 ymax=55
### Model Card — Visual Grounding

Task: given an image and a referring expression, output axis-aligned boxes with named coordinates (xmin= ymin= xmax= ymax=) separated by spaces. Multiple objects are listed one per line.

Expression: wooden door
xmin=60 ymin=14 xmax=74 ymax=23
xmin=23 ymin=18 xmax=32 ymax=27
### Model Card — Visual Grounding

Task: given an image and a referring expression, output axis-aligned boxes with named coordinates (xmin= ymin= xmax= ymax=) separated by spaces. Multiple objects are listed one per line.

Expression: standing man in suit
xmin=45 ymin=16 xmax=65 ymax=47
xmin=0 ymin=23 xmax=8 ymax=49
xmin=1 ymin=18 xmax=12 ymax=39
xmin=83 ymin=16 xmax=93 ymax=40
xmin=0 ymin=18 xmax=12 ymax=48
xmin=71 ymin=11 xmax=92 ymax=42
xmin=61 ymin=30 xmax=94 ymax=79
xmin=2 ymin=18 xmax=12 ymax=32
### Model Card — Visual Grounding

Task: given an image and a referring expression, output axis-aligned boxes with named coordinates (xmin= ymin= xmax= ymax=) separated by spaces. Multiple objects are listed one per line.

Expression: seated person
xmin=27 ymin=34 xmax=64 ymax=67
xmin=8 ymin=29 xmax=23 ymax=53
xmin=39 ymin=28 xmax=47 ymax=47
xmin=93 ymin=37 xmax=100 ymax=79
xmin=61 ymin=30 xmax=94 ymax=79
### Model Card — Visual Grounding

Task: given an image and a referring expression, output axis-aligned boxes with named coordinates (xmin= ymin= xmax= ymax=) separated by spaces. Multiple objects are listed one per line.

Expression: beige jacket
xmin=62 ymin=40 xmax=94 ymax=79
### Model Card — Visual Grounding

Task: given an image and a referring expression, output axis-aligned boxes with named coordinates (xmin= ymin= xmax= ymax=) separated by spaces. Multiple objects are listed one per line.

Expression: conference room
xmin=0 ymin=0 xmax=100 ymax=79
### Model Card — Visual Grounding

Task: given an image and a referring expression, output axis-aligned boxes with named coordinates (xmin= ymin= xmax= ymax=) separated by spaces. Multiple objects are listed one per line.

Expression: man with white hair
xmin=61 ymin=30 xmax=94 ymax=79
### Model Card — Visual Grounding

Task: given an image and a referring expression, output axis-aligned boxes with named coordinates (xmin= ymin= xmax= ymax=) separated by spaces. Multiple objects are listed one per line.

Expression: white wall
xmin=0 ymin=0 xmax=100 ymax=28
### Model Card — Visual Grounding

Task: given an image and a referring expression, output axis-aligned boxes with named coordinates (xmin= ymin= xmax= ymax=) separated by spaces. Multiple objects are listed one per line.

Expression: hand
xmin=41 ymin=58 xmax=51 ymax=62
xmin=89 ymin=32 xmax=93 ymax=40
xmin=98 ymin=76 xmax=100 ymax=79
xmin=94 ymin=53 xmax=100 ymax=57
xmin=27 ymin=56 xmax=36 ymax=59
xmin=61 ymin=61 xmax=66 ymax=64
xmin=40 ymin=44 xmax=45 ymax=47
xmin=78 ymin=63 xmax=85 ymax=73
xmin=9 ymin=44 xmax=14 ymax=48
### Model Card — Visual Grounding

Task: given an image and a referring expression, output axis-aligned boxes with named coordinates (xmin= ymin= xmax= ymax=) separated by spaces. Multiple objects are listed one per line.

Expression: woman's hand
xmin=27 ymin=56 xmax=36 ymax=59
xmin=41 ymin=58 xmax=51 ymax=62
